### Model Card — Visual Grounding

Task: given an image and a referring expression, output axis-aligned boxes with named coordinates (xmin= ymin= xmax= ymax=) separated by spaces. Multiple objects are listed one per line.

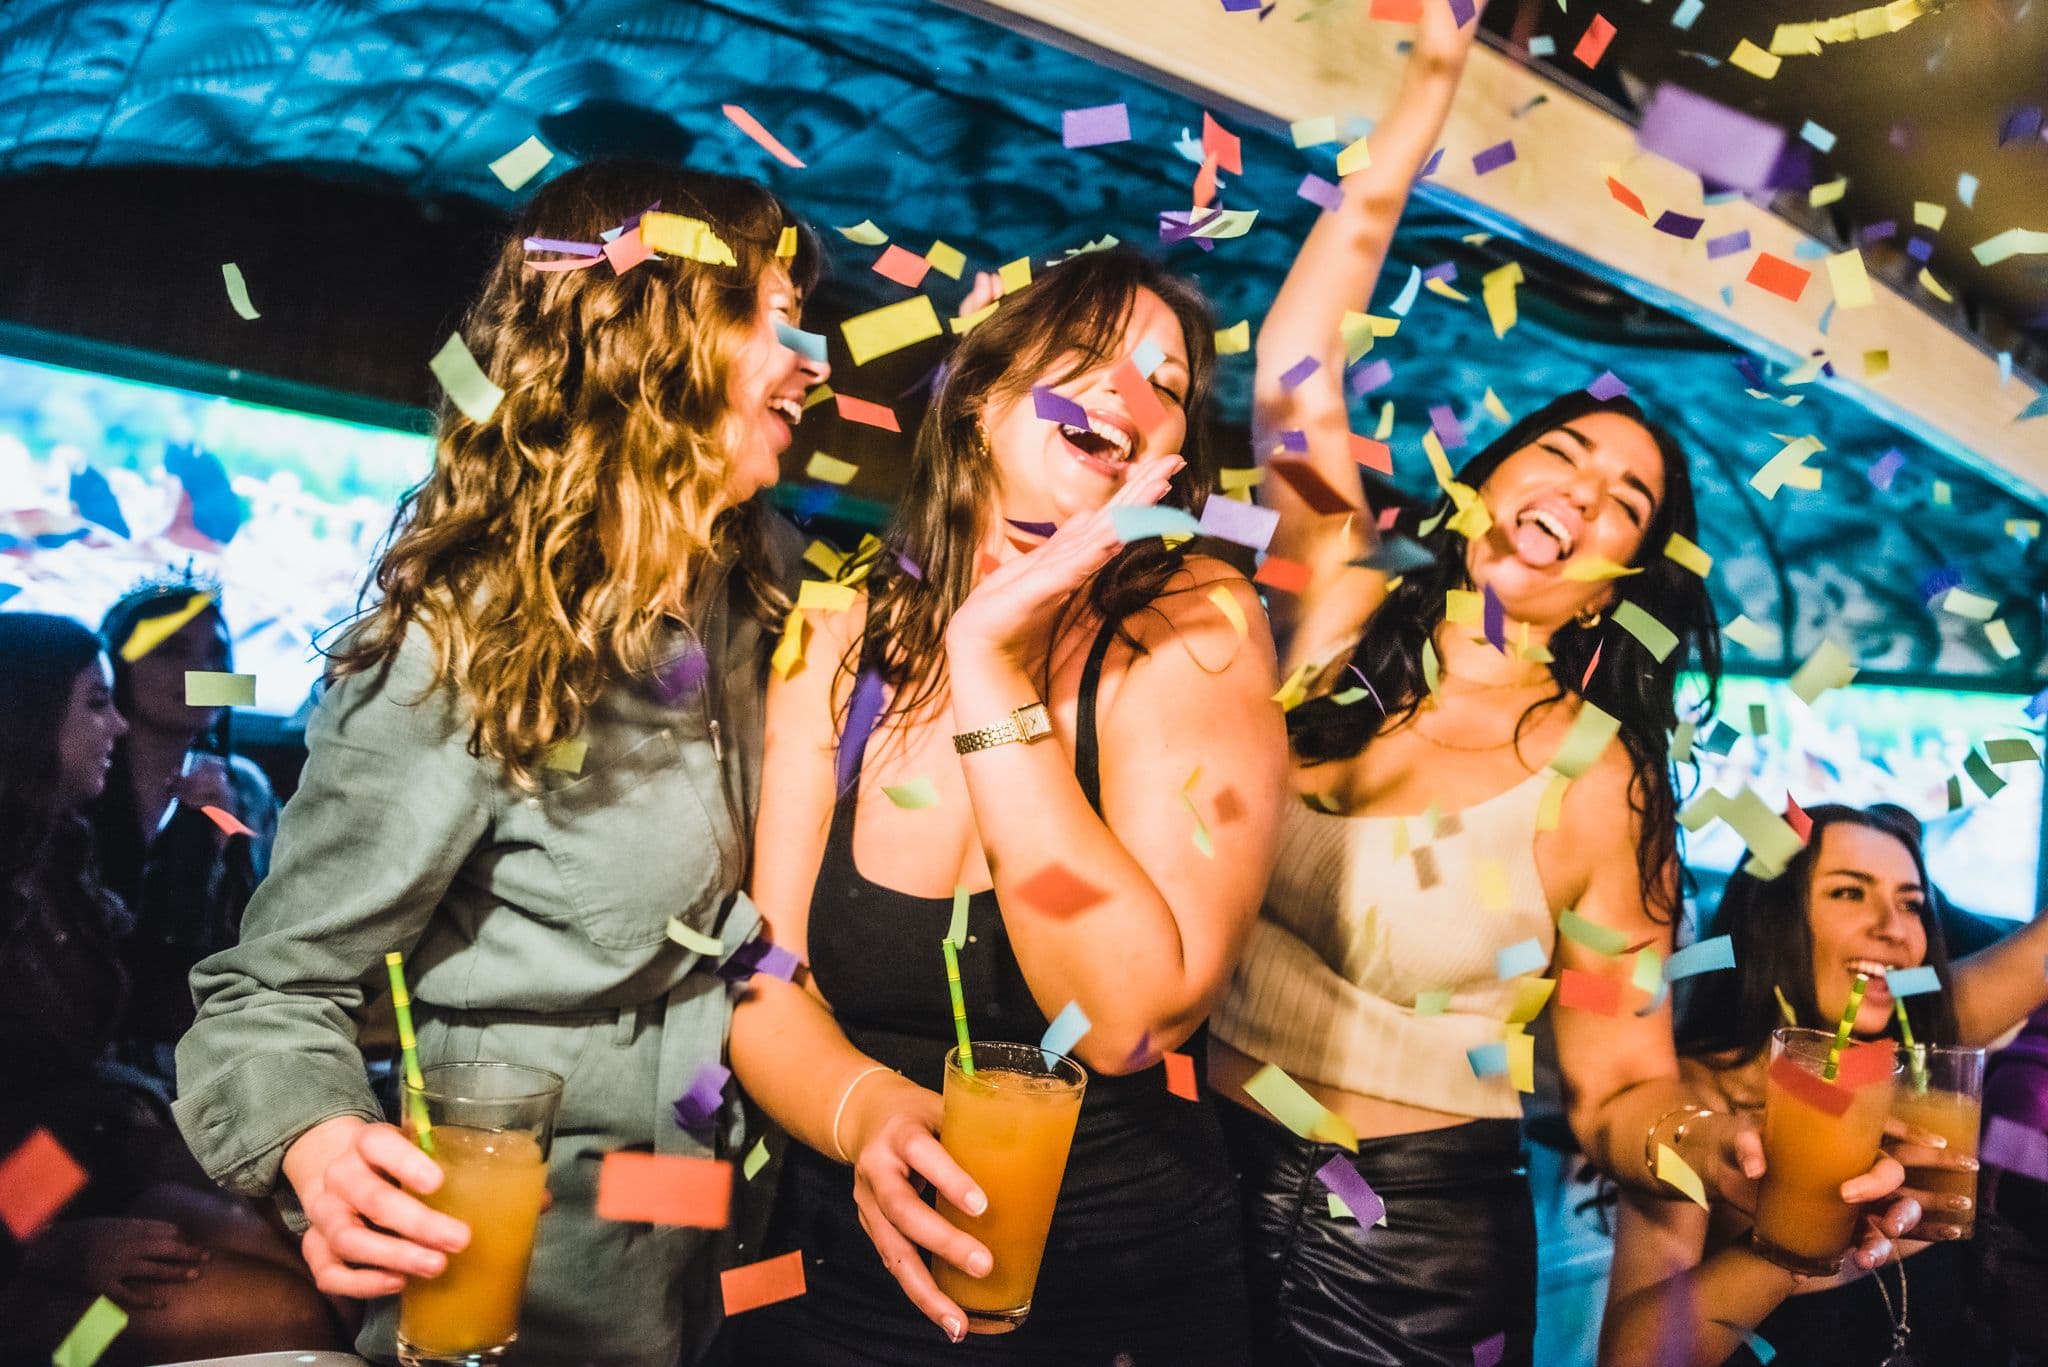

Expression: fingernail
xmin=1950 ymin=1196 xmax=1974 ymax=1213
xmin=1942 ymin=1225 xmax=1965 ymax=1240
xmin=970 ymin=1251 xmax=993 ymax=1277
xmin=1960 ymin=1158 xmax=1980 ymax=1171
xmin=943 ymin=1316 xmax=965 ymax=1343
xmin=966 ymin=1189 xmax=987 ymax=1216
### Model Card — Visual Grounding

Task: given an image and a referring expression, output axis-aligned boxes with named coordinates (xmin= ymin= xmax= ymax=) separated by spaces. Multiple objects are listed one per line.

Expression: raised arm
xmin=1255 ymin=0 xmax=1481 ymax=670
xmin=1948 ymin=910 xmax=2048 ymax=1046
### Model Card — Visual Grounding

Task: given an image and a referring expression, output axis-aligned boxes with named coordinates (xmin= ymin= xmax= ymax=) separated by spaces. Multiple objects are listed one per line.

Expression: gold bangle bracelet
xmin=1644 ymin=1103 xmax=1716 ymax=1182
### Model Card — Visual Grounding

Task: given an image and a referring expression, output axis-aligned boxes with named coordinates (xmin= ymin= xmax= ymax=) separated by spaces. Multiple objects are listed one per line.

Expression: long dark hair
xmin=1676 ymin=804 xmax=1959 ymax=1065
xmin=1289 ymin=390 xmax=1721 ymax=923
xmin=0 ymin=613 xmax=126 ymax=939
xmin=86 ymin=584 xmax=253 ymax=913
xmin=855 ymin=248 xmax=1220 ymax=722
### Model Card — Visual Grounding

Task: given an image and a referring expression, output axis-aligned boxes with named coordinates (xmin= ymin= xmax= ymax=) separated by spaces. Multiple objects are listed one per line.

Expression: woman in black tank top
xmin=726 ymin=249 xmax=1288 ymax=1364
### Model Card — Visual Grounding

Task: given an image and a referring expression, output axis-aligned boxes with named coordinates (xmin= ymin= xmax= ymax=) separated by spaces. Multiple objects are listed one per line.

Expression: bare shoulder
xmin=1121 ymin=553 xmax=1263 ymax=642
xmin=1558 ymin=728 xmax=1649 ymax=843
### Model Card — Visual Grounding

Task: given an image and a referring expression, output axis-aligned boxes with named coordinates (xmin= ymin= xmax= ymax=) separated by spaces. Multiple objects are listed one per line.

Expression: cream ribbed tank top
xmin=1212 ymin=769 xmax=1556 ymax=1119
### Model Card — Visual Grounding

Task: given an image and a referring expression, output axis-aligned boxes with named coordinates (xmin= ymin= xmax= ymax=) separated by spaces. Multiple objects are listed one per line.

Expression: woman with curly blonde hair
xmin=173 ymin=160 xmax=828 ymax=1367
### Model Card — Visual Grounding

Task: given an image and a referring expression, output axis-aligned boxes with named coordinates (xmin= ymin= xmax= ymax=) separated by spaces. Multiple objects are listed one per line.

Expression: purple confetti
xmin=1447 ymin=0 xmax=1476 ymax=23
xmin=1471 ymin=140 xmax=1517 ymax=175
xmin=1278 ymin=429 xmax=1310 ymax=452
xmin=1985 ymin=1115 xmax=2048 ymax=1182
xmin=1706 ymin=229 xmax=1752 ymax=260
xmin=1733 ymin=357 xmax=1766 ymax=388
xmin=525 ymin=236 xmax=603 ymax=256
xmin=1062 ymin=103 xmax=1131 ymax=149
xmin=1315 ymin=1154 xmax=1386 ymax=1231
xmin=1482 ymin=584 xmax=1506 ymax=650
xmin=1297 ymin=173 xmax=1345 ymax=213
xmin=1159 ymin=207 xmax=1226 ymax=245
xmin=1351 ymin=358 xmax=1394 ymax=397
xmin=1587 ymin=370 xmax=1631 ymax=401
xmin=1636 ymin=83 xmax=1788 ymax=193
xmin=1198 ymin=496 xmax=1282 ymax=553
xmin=1652 ymin=210 xmax=1704 ymax=240
xmin=2000 ymin=105 xmax=2045 ymax=147
xmin=1280 ymin=356 xmax=1322 ymax=391
xmin=895 ymin=552 xmax=923 ymax=581
xmin=1033 ymin=385 xmax=1090 ymax=429
xmin=1220 ymin=0 xmax=1261 ymax=9
xmin=1007 ymin=517 xmax=1058 ymax=538
xmin=1422 ymin=261 xmax=1458 ymax=285
xmin=672 ymin=1061 xmax=730 ymax=1131
xmin=1860 ymin=220 xmax=1898 ymax=244
xmin=718 ymin=937 xmax=803 ymax=985
xmin=1419 ymin=147 xmax=1445 ymax=178
xmin=836 ymin=667 xmax=889 ymax=794
xmin=1429 ymin=404 xmax=1468 ymax=451
xmin=1473 ymin=1333 xmax=1508 ymax=1367
xmin=1921 ymin=567 xmax=1965 ymax=600
xmin=650 ymin=642 xmax=709 ymax=704
xmin=1907 ymin=237 xmax=1936 ymax=263
xmin=2024 ymin=686 xmax=2048 ymax=720
xmin=1868 ymin=447 xmax=1906 ymax=491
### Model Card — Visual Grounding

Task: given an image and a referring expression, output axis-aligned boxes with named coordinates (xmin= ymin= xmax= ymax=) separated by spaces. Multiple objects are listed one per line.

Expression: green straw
xmin=940 ymin=939 xmax=975 ymax=1078
xmin=1894 ymin=997 xmax=1930 ymax=1092
xmin=384 ymin=951 xmax=435 ymax=1155
xmin=1821 ymin=972 xmax=1869 ymax=1082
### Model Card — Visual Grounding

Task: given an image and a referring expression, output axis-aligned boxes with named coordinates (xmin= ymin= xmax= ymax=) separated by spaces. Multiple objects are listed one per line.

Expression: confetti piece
xmin=796 ymin=581 xmax=859 ymax=613
xmin=1746 ymin=253 xmax=1811 ymax=303
xmin=199 ymin=804 xmax=255 ymax=837
xmin=1202 ymin=583 xmax=1250 ymax=643
xmin=1063 ymin=103 xmax=1131 ymax=149
xmin=1467 ymin=1041 xmax=1508 ymax=1078
xmin=1656 ymin=1142 xmax=1709 ymax=1208
xmin=429 ymin=332 xmax=505 ymax=423
xmin=1673 ymin=0 xmax=1704 ymax=29
xmin=776 ymin=226 xmax=798 ymax=259
xmin=882 ymin=776 xmax=941 ymax=810
xmin=1799 ymin=119 xmax=1837 ymax=152
xmin=1336 ymin=134 xmax=1374 ymax=177
xmin=488 ymin=135 xmax=553 ymax=190
xmin=0 ymin=1129 xmax=88 ymax=1240
xmin=800 ymin=452 xmax=858 ymax=487
xmin=837 ymin=220 xmax=888 ymax=245
xmin=1788 ymin=639 xmax=1858 ymax=704
xmin=1985 ymin=1115 xmax=2048 ymax=1182
xmin=602 ymin=228 xmax=655 ymax=275
xmin=51 ymin=1297 xmax=127 ymax=1367
xmin=1253 ymin=557 xmax=1312 ymax=596
xmin=770 ymin=608 xmax=806 ymax=679
xmin=184 ymin=670 xmax=255 ymax=706
xmin=1292 ymin=115 xmax=1339 ymax=147
xmin=1750 ymin=435 xmax=1824 ymax=499
xmin=1723 ymin=615 xmax=1773 ymax=653
xmin=1974 ymin=228 xmax=2048 ymax=268
xmin=1941 ymin=586 xmax=1998 ymax=621
xmin=1481 ymin=263 xmax=1522 ymax=338
xmin=1316 ymin=1154 xmax=1386 ymax=1232
xmin=543 ymin=737 xmax=588 ymax=774
xmin=1014 ymin=863 xmax=1109 ymax=918
xmin=1729 ymin=38 xmax=1782 ymax=78
xmin=870 ymin=243 xmax=932 ymax=289
xmin=841 ymin=296 xmax=942 ymax=366
xmin=1559 ymin=967 xmax=1622 ymax=1015
xmin=1496 ymin=938 xmax=1549 ymax=979
xmin=1768 ymin=1052 xmax=1854 ymax=1117
xmin=1504 ymin=978 xmax=1555 ymax=1026
xmin=1298 ymin=173 xmax=1345 ymax=213
xmin=743 ymin=1138 xmax=771 ymax=1180
xmin=1665 ymin=934 xmax=1736 ymax=981
xmin=1474 ymin=1333 xmax=1508 ymax=1367
xmin=1215 ymin=320 xmax=1251 ymax=355
xmin=1198 ymin=496 xmax=1279 ymax=552
xmin=1606 ymin=177 xmax=1649 ymax=217
xmin=722 ymin=104 xmax=805 ymax=168
xmin=1550 ymin=702 xmax=1622 ymax=778
xmin=1987 ymin=738 xmax=2041 ymax=765
xmin=1573 ymin=14 xmax=1617 ymax=66
xmin=1557 ymin=908 xmax=1630 ymax=957
xmin=1243 ymin=1063 xmax=1358 ymax=1151
xmin=1111 ymin=506 xmax=1203 ymax=544
xmin=1472 ymin=141 xmax=1517 ymax=175
xmin=1826 ymin=249 xmax=1874 ymax=309
xmin=772 ymin=321 xmax=828 ymax=366
xmin=1039 ymin=1000 xmax=1092 ymax=1068
xmin=217 ymin=261 xmax=264 ymax=321
xmin=1108 ymin=357 xmax=1169 ymax=434
xmin=722 ymin=1251 xmax=807 ymax=1315
xmin=1636 ymin=84 xmax=1786 ymax=192
xmin=672 ymin=1061 xmax=731 ymax=1131
xmin=1882 ymin=965 xmax=1941 ymax=997
xmin=834 ymin=394 xmax=900 ymax=432
xmin=1527 ymin=35 xmax=1556 ymax=57
xmin=1350 ymin=435 xmax=1393 ymax=475
xmin=666 ymin=917 xmax=724 ymax=957
xmin=1613 ymin=601 xmax=1679 ymax=662
xmin=1202 ymin=112 xmax=1243 ymax=175
xmin=1535 ymin=773 xmax=1569 ymax=832
xmin=1156 ymin=1050 xmax=1200 ymax=1101
xmin=1662 ymin=533 xmax=1711 ymax=577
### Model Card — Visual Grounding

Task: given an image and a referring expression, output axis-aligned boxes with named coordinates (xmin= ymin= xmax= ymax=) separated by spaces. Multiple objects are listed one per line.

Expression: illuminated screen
xmin=0 ymin=349 xmax=433 ymax=716
xmin=1684 ymin=675 xmax=2042 ymax=923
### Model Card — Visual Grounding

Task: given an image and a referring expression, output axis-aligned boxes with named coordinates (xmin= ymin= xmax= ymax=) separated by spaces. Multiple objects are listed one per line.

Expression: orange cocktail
xmin=1752 ymin=1027 xmax=1900 ymax=1276
xmin=1892 ymin=1044 xmax=1985 ymax=1238
xmin=932 ymin=1042 xmax=1086 ymax=1333
xmin=396 ymin=1062 xmax=561 ymax=1367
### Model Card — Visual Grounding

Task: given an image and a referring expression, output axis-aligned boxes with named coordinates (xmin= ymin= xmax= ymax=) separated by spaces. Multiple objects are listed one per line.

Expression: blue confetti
xmin=1882 ymin=965 xmax=1942 ymax=998
xmin=1040 ymin=1000 xmax=1092 ymax=1068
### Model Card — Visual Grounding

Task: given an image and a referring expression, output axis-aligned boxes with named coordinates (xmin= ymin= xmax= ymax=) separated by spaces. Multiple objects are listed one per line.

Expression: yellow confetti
xmin=1810 ymin=177 xmax=1849 ymax=208
xmin=925 ymin=241 xmax=967 ymax=279
xmin=1562 ymin=557 xmax=1643 ymax=583
xmin=1750 ymin=435 xmax=1825 ymax=499
xmin=836 ymin=220 xmax=889 ymax=244
xmin=1933 ymin=480 xmax=1951 ymax=506
xmin=1374 ymin=402 xmax=1395 ymax=440
xmin=544 ymin=737 xmax=588 ymax=774
xmin=1291 ymin=115 xmax=1339 ymax=148
xmin=1826 ymin=248 xmax=1874 ymax=308
xmin=1477 ymin=859 xmax=1511 ymax=913
xmin=184 ymin=671 xmax=256 ymax=706
xmin=771 ymin=607 xmax=807 ymax=678
xmin=1272 ymin=660 xmax=1318 ymax=712
xmin=488 ymin=135 xmax=554 ymax=190
xmin=1243 ymin=1063 xmax=1359 ymax=1152
xmin=1481 ymin=263 xmax=1522 ymax=338
xmin=797 ymin=580 xmax=859 ymax=613
xmin=1505 ymin=978 xmax=1555 ymax=1026
xmin=802 ymin=540 xmax=848 ymax=577
xmin=1424 ymin=278 xmax=1470 ymax=303
xmin=1788 ymin=639 xmax=1858 ymax=704
xmin=777 ymin=226 xmax=798 ymax=259
xmin=1445 ymin=589 xmax=1484 ymax=627
xmin=640 ymin=213 xmax=738 ymax=265
xmin=429 ymin=332 xmax=505 ymax=424
xmin=1663 ymin=533 xmax=1712 ymax=577
xmin=998 ymin=257 xmax=1033 ymax=293
xmin=1919 ymin=269 xmax=1953 ymax=302
xmin=1215 ymin=319 xmax=1251 ymax=355
xmin=950 ymin=302 xmax=998 ymax=335
xmin=1986 ymin=620 xmax=2021 ymax=660
xmin=841 ymin=295 xmax=943 ymax=366
xmin=665 ymin=917 xmax=723 ymax=956
xmin=120 ymin=591 xmax=215 ymax=661
xmin=803 ymin=384 xmax=835 ymax=410
xmin=1336 ymin=134 xmax=1373 ymax=176
xmin=1656 ymin=1141 xmax=1710 ymax=1209
xmin=1550 ymin=702 xmax=1622 ymax=779
xmin=1482 ymin=387 xmax=1511 ymax=424
xmin=1219 ymin=466 xmax=1264 ymax=495
xmin=1506 ymin=1030 xmax=1536 ymax=1093
xmin=1724 ymin=614 xmax=1774 ymax=652
xmin=804 ymin=452 xmax=859 ymax=485
xmin=1208 ymin=583 xmax=1248 ymax=641
xmin=1730 ymin=38 xmax=1784 ymax=78
xmin=1940 ymin=586 xmax=1998 ymax=621
xmin=1913 ymin=201 xmax=1947 ymax=231
xmin=1415 ymin=989 xmax=1452 ymax=1015
xmin=1536 ymin=773 xmax=1570 ymax=831
xmin=1863 ymin=349 xmax=1890 ymax=378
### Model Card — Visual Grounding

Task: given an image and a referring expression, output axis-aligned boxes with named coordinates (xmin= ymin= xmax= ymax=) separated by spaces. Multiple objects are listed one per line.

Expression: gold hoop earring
xmin=1575 ymin=603 xmax=1605 ymax=629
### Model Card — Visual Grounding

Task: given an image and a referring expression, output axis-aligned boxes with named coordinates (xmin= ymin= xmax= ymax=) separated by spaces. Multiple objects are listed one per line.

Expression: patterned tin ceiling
xmin=1 ymin=0 xmax=2044 ymax=685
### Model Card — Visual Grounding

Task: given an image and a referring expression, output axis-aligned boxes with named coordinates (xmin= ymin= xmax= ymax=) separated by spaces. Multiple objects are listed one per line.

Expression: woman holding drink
xmin=727 ymin=246 xmax=1288 ymax=1362
xmin=173 ymin=161 xmax=828 ymax=1366
xmin=1601 ymin=804 xmax=2048 ymax=1366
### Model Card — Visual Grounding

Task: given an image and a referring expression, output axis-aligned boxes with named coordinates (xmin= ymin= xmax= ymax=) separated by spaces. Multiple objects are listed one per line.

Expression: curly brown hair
xmin=330 ymin=161 xmax=822 ymax=787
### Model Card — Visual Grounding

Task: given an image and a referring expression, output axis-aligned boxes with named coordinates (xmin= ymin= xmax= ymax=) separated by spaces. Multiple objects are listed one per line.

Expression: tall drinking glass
xmin=1892 ymin=1043 xmax=1986 ymax=1238
xmin=396 ymin=1062 xmax=563 ymax=1367
xmin=1751 ymin=1027 xmax=1901 ymax=1276
xmin=931 ymin=1042 xmax=1086 ymax=1334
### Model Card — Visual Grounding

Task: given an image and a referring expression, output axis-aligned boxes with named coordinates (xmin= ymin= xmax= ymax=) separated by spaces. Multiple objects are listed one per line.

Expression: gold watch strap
xmin=952 ymin=716 xmax=1023 ymax=754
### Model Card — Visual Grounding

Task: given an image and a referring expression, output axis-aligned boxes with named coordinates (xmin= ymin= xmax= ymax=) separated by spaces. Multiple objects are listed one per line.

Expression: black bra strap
xmin=1074 ymin=616 xmax=1121 ymax=817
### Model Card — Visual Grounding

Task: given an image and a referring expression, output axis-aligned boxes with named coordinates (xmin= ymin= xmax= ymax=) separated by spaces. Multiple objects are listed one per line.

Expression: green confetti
xmin=1558 ymin=908 xmax=1630 ymax=956
xmin=1550 ymin=702 xmax=1622 ymax=779
xmin=1964 ymin=749 xmax=2008 ymax=798
xmin=743 ymin=1137 xmax=771 ymax=1181
xmin=1414 ymin=989 xmax=1453 ymax=1015
xmin=1612 ymin=600 xmax=1678 ymax=662
xmin=1985 ymin=738 xmax=2041 ymax=766
xmin=882 ymin=776 xmax=941 ymax=809
xmin=52 ymin=1297 xmax=127 ymax=1367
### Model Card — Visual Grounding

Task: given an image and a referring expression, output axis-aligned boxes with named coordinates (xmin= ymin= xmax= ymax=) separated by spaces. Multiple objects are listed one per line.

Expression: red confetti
xmin=200 ymin=804 xmax=255 ymax=838
xmin=1349 ymin=435 xmax=1393 ymax=475
xmin=834 ymin=394 xmax=901 ymax=432
xmin=1201 ymin=112 xmax=1243 ymax=176
xmin=1164 ymin=1051 xmax=1200 ymax=1101
xmin=871 ymin=244 xmax=932 ymax=289
xmin=1605 ymin=177 xmax=1649 ymax=218
xmin=1573 ymin=14 xmax=1617 ymax=68
xmin=1580 ymin=642 xmax=1603 ymax=693
xmin=0 ymin=1129 xmax=88 ymax=1240
xmin=1014 ymin=864 xmax=1110 ymax=918
xmin=1767 ymin=1054 xmax=1852 ymax=1118
xmin=1368 ymin=0 xmax=1422 ymax=17
xmin=1784 ymin=795 xmax=1813 ymax=842
xmin=1193 ymin=155 xmax=1219 ymax=209
xmin=602 ymin=228 xmax=655 ymax=275
xmin=1376 ymin=506 xmax=1400 ymax=530
xmin=1108 ymin=358 xmax=1169 ymax=434
xmin=1255 ymin=556 xmax=1311 ymax=595
xmin=1835 ymin=1039 xmax=1898 ymax=1089
xmin=1265 ymin=457 xmax=1354 ymax=515
xmin=722 ymin=104 xmax=806 ymax=169
xmin=721 ymin=1250 xmax=808 ymax=1316
xmin=1746 ymin=252 xmax=1812 ymax=303
xmin=596 ymin=1152 xmax=732 ymax=1228
xmin=1557 ymin=968 xmax=1622 ymax=1015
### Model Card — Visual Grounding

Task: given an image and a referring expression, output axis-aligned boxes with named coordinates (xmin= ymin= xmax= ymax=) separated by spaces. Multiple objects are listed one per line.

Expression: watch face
xmin=1015 ymin=702 xmax=1053 ymax=741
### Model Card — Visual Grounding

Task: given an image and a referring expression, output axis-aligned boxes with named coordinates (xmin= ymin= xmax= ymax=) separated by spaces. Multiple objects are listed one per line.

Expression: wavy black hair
xmin=1677 ymin=803 xmax=1959 ymax=1065
xmin=1289 ymin=390 xmax=1722 ymax=923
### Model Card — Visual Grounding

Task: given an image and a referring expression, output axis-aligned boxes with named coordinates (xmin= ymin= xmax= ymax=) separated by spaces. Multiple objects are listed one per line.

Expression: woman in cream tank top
xmin=1204 ymin=7 xmax=1757 ymax=1363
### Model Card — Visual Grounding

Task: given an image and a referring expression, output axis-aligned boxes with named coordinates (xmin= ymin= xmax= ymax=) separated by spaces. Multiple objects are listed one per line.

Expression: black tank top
xmin=740 ymin=614 xmax=1250 ymax=1365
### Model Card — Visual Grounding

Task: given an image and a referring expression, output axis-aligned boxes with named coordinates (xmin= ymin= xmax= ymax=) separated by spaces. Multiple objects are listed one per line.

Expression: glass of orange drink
xmin=397 ymin=1062 xmax=562 ymax=1366
xmin=1751 ymin=1027 xmax=1901 ymax=1276
xmin=931 ymin=1041 xmax=1086 ymax=1334
xmin=1892 ymin=1043 xmax=1985 ymax=1238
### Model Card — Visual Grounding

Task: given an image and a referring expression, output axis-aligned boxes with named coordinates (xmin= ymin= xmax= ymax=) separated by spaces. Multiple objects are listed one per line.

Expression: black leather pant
xmin=1220 ymin=1102 xmax=1537 ymax=1367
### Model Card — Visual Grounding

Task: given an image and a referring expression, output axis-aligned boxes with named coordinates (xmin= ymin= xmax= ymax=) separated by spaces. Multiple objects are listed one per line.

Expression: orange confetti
xmin=1193 ymin=155 xmax=1219 ymax=210
xmin=1369 ymin=0 xmax=1423 ymax=18
xmin=834 ymin=394 xmax=901 ymax=432
xmin=1349 ymin=435 xmax=1393 ymax=475
xmin=1164 ymin=1051 xmax=1199 ymax=1101
xmin=1605 ymin=177 xmax=1648 ymax=217
xmin=1108 ymin=358 xmax=1169 ymax=434
xmin=1201 ymin=112 xmax=1243 ymax=176
xmin=200 ymin=804 xmax=255 ymax=838
xmin=595 ymin=1152 xmax=732 ymax=1228
xmin=1557 ymin=968 xmax=1622 ymax=1016
xmin=1746 ymin=252 xmax=1812 ymax=303
xmin=722 ymin=103 xmax=806 ymax=169
xmin=1573 ymin=14 xmax=1617 ymax=68
xmin=871 ymin=244 xmax=932 ymax=289
xmin=1013 ymin=864 xmax=1110 ymax=919
xmin=721 ymin=1250 xmax=808 ymax=1315
xmin=1254 ymin=557 xmax=1311 ymax=595
xmin=0 ymin=1129 xmax=88 ymax=1240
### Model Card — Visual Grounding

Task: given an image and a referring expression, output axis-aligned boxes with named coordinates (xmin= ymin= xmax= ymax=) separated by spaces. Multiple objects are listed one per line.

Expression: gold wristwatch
xmin=953 ymin=701 xmax=1053 ymax=755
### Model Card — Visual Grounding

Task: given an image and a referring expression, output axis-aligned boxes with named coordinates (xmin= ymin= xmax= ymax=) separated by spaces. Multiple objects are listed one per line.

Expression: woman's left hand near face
xmin=944 ymin=452 xmax=1183 ymax=667
xmin=171 ymin=754 xmax=237 ymax=839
